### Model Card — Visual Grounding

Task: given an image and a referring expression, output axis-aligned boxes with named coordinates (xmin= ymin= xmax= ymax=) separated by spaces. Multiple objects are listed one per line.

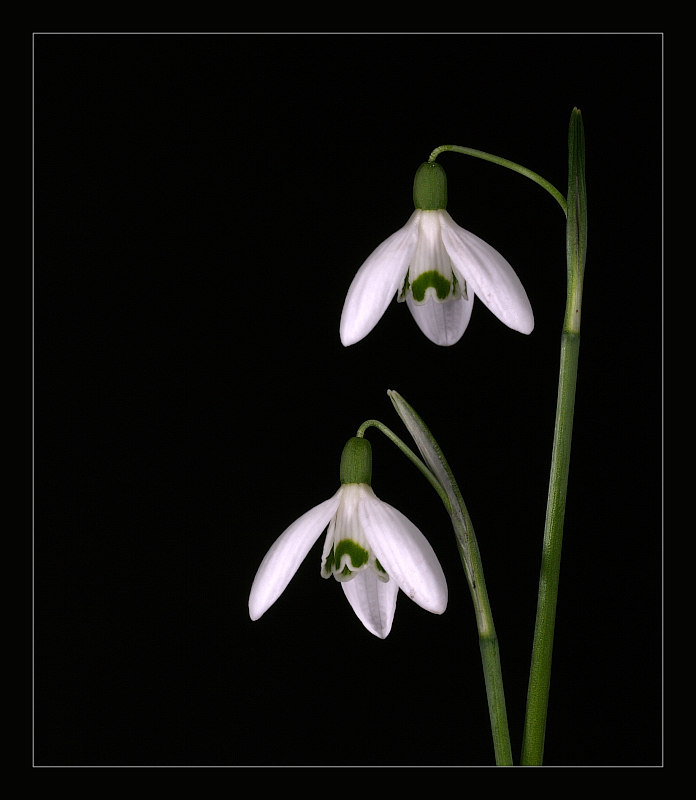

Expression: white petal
xmin=439 ymin=210 xmax=534 ymax=334
xmin=248 ymin=490 xmax=342 ymax=620
xmin=359 ymin=492 xmax=448 ymax=615
xmin=342 ymin=569 xmax=399 ymax=639
xmin=408 ymin=210 xmax=452 ymax=286
xmin=339 ymin=211 xmax=421 ymax=346
xmin=405 ymin=291 xmax=474 ymax=346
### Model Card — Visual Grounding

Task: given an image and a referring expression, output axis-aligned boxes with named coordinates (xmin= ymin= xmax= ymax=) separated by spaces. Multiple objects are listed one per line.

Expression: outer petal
xmin=248 ymin=490 xmax=342 ymax=620
xmin=342 ymin=568 xmax=399 ymax=639
xmin=405 ymin=291 xmax=474 ymax=346
xmin=339 ymin=211 xmax=421 ymax=346
xmin=359 ymin=491 xmax=448 ymax=615
xmin=439 ymin=210 xmax=534 ymax=334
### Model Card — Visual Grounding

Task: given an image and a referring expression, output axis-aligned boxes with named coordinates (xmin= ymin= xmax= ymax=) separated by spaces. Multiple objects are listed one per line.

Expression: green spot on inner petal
xmin=334 ymin=539 xmax=369 ymax=571
xmin=411 ymin=270 xmax=451 ymax=302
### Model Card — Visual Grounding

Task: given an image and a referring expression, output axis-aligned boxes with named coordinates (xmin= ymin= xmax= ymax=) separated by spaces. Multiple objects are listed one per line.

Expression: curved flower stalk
xmin=340 ymin=162 xmax=534 ymax=347
xmin=248 ymin=437 xmax=447 ymax=639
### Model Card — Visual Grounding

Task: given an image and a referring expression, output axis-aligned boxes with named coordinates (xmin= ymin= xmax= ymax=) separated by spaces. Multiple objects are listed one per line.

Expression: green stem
xmin=428 ymin=144 xmax=568 ymax=215
xmin=521 ymin=109 xmax=586 ymax=765
xmin=520 ymin=330 xmax=579 ymax=765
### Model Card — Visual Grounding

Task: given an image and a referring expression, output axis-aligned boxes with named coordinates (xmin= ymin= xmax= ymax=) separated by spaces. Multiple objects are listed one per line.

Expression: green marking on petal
xmin=324 ymin=538 xmax=377 ymax=581
xmin=322 ymin=546 xmax=335 ymax=577
xmin=334 ymin=539 xmax=369 ymax=570
xmin=398 ymin=271 xmax=410 ymax=302
xmin=411 ymin=270 xmax=452 ymax=302
xmin=458 ymin=275 xmax=468 ymax=301
xmin=374 ymin=557 xmax=390 ymax=582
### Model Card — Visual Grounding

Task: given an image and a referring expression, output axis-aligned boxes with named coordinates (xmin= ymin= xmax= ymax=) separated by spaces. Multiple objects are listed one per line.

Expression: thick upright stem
xmin=521 ymin=108 xmax=586 ymax=765
xmin=520 ymin=330 xmax=580 ymax=764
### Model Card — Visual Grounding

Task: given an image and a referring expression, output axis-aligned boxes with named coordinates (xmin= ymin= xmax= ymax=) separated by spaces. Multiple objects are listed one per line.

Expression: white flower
xmin=340 ymin=208 xmax=534 ymax=347
xmin=248 ymin=483 xmax=448 ymax=639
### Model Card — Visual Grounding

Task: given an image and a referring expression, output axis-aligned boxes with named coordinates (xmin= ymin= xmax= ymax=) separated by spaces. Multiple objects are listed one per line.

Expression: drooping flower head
xmin=248 ymin=437 xmax=447 ymax=638
xmin=340 ymin=161 xmax=534 ymax=346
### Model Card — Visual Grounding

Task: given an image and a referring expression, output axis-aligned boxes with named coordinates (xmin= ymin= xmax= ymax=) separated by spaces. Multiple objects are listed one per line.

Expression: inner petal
xmin=321 ymin=485 xmax=385 ymax=582
xmin=332 ymin=539 xmax=369 ymax=581
xmin=404 ymin=211 xmax=459 ymax=305
xmin=411 ymin=270 xmax=451 ymax=302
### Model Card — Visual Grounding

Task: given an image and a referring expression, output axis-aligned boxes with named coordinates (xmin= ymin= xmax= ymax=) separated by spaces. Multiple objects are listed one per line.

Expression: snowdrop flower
xmin=340 ymin=161 xmax=534 ymax=346
xmin=248 ymin=437 xmax=447 ymax=639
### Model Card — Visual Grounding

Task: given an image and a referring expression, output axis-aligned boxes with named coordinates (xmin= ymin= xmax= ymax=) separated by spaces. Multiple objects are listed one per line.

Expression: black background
xmin=34 ymin=33 xmax=662 ymax=767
